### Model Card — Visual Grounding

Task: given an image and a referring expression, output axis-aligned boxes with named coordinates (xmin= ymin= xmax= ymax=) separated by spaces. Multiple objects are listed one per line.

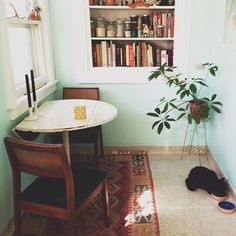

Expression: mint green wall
xmin=1 ymin=0 xmax=236 ymax=232
xmin=0 ymin=64 xmax=13 ymax=231
xmin=0 ymin=63 xmax=57 ymax=231
xmin=206 ymin=1 xmax=236 ymax=192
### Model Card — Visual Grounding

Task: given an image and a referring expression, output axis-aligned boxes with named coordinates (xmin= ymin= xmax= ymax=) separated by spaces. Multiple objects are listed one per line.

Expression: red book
xmin=129 ymin=44 xmax=135 ymax=67
xmin=157 ymin=11 xmax=162 ymax=26
xmin=170 ymin=14 xmax=175 ymax=37
xmin=92 ymin=44 xmax=97 ymax=67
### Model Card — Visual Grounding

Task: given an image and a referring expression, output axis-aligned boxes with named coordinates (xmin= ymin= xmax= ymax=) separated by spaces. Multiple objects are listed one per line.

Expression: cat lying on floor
xmin=185 ymin=166 xmax=228 ymax=196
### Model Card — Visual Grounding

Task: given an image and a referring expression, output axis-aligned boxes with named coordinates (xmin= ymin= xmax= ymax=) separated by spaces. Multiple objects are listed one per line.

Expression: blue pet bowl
xmin=218 ymin=201 xmax=236 ymax=214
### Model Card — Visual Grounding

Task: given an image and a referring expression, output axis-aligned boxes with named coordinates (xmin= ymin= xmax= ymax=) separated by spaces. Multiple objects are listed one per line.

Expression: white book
xmin=161 ymin=50 xmax=167 ymax=65
xmin=111 ymin=43 xmax=116 ymax=67
xmin=107 ymin=46 xmax=112 ymax=67
xmin=101 ymin=41 xmax=108 ymax=67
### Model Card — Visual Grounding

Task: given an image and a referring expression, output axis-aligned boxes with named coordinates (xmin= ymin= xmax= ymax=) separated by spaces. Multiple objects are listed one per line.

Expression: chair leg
xmin=94 ymin=141 xmax=99 ymax=170
xmin=99 ymin=127 xmax=104 ymax=159
xmin=68 ymin=215 xmax=77 ymax=236
xmin=14 ymin=205 xmax=21 ymax=236
xmin=102 ymin=180 xmax=109 ymax=227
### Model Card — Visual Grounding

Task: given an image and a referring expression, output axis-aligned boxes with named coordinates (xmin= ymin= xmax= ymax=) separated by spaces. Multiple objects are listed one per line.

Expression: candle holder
xmin=33 ymin=101 xmax=43 ymax=116
xmin=24 ymin=107 xmax=39 ymax=121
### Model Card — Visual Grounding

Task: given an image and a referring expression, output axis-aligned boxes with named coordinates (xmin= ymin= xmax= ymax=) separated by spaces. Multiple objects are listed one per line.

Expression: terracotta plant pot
xmin=106 ymin=0 xmax=116 ymax=5
xmin=189 ymin=99 xmax=210 ymax=121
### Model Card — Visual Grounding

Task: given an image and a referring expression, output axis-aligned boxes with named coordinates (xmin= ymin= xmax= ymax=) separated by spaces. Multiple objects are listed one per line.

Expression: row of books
xmin=92 ymin=41 xmax=173 ymax=67
xmin=153 ymin=11 xmax=175 ymax=38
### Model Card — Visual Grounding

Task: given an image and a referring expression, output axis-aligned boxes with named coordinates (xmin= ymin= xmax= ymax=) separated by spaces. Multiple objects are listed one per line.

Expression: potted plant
xmin=147 ymin=63 xmax=223 ymax=134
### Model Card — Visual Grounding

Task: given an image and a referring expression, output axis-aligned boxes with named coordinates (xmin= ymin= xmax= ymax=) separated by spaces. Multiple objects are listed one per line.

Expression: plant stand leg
xmin=181 ymin=122 xmax=190 ymax=159
xmin=203 ymin=121 xmax=208 ymax=159
xmin=188 ymin=123 xmax=197 ymax=155
xmin=195 ymin=124 xmax=201 ymax=166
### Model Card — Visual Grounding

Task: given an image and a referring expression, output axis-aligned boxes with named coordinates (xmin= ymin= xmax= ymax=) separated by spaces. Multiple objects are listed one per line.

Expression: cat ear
xmin=220 ymin=177 xmax=225 ymax=182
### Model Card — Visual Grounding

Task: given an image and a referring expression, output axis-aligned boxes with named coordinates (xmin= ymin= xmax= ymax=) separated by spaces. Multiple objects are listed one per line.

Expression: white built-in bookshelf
xmin=82 ymin=0 xmax=191 ymax=83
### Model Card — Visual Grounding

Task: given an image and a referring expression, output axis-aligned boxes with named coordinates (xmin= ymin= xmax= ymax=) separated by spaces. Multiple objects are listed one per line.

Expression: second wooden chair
xmin=52 ymin=87 xmax=104 ymax=169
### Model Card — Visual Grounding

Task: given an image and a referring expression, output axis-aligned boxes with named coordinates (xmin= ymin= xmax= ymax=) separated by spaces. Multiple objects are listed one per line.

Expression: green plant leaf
xmin=152 ymin=120 xmax=161 ymax=129
xmin=197 ymin=81 xmax=208 ymax=87
xmin=194 ymin=118 xmax=201 ymax=124
xmin=211 ymin=94 xmax=217 ymax=101
xmin=210 ymin=105 xmax=221 ymax=113
xmin=170 ymin=103 xmax=178 ymax=109
xmin=164 ymin=122 xmax=170 ymax=129
xmin=157 ymin=122 xmax=164 ymax=134
xmin=211 ymin=101 xmax=223 ymax=106
xmin=210 ymin=66 xmax=218 ymax=76
xmin=180 ymin=91 xmax=187 ymax=99
xmin=148 ymin=70 xmax=162 ymax=81
xmin=166 ymin=118 xmax=176 ymax=121
xmin=155 ymin=107 xmax=161 ymax=114
xmin=176 ymin=88 xmax=184 ymax=95
xmin=177 ymin=113 xmax=186 ymax=120
xmin=178 ymin=108 xmax=186 ymax=111
xmin=188 ymin=114 xmax=192 ymax=124
xmin=190 ymin=84 xmax=197 ymax=94
xmin=203 ymin=97 xmax=210 ymax=101
xmin=147 ymin=112 xmax=159 ymax=117
xmin=166 ymin=67 xmax=173 ymax=72
xmin=161 ymin=103 xmax=169 ymax=113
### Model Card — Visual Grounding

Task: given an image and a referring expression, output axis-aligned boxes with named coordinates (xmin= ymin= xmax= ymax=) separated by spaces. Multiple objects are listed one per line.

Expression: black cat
xmin=185 ymin=166 xmax=228 ymax=195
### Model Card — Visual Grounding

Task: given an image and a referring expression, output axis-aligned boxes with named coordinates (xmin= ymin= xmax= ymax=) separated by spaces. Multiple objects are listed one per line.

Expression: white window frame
xmin=0 ymin=0 xmax=58 ymax=120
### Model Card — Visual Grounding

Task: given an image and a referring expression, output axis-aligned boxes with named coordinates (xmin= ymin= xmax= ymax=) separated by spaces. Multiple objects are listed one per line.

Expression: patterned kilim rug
xmin=21 ymin=154 xmax=159 ymax=236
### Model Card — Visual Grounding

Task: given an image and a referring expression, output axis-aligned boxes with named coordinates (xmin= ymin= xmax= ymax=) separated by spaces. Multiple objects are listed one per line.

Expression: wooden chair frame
xmin=63 ymin=87 xmax=104 ymax=169
xmin=4 ymin=137 xmax=109 ymax=236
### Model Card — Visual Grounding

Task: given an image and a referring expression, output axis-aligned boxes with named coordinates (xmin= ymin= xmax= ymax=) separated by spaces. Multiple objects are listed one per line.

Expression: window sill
xmin=7 ymin=80 xmax=58 ymax=120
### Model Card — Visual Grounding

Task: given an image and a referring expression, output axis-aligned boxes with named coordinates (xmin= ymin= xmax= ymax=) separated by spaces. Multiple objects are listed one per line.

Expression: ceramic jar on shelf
xmin=96 ymin=14 xmax=106 ymax=37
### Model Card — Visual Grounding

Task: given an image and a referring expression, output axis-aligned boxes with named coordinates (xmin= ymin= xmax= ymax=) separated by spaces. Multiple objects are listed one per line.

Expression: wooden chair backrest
xmin=4 ymin=137 xmax=75 ymax=210
xmin=4 ymin=137 xmax=71 ymax=179
xmin=63 ymin=87 xmax=99 ymax=100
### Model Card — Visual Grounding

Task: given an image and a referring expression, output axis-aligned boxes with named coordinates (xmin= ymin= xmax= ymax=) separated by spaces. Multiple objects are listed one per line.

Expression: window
xmin=1 ymin=0 xmax=57 ymax=120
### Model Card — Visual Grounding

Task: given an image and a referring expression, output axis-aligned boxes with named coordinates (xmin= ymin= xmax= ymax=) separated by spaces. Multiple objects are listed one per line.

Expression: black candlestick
xmin=25 ymin=74 xmax=32 ymax=108
xmin=30 ymin=70 xmax=36 ymax=102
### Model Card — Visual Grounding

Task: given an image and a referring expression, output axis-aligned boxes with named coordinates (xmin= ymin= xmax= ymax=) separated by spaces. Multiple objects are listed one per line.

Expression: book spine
xmin=156 ymin=48 xmax=161 ymax=66
xmin=167 ymin=13 xmax=172 ymax=38
xmin=129 ymin=44 xmax=135 ymax=67
xmin=101 ymin=41 xmax=108 ymax=67
xmin=92 ymin=43 xmax=97 ymax=67
xmin=162 ymin=13 xmax=167 ymax=37
xmin=111 ymin=43 xmax=116 ymax=66
xmin=125 ymin=44 xmax=130 ymax=67
xmin=170 ymin=14 xmax=175 ymax=37
xmin=161 ymin=49 xmax=167 ymax=65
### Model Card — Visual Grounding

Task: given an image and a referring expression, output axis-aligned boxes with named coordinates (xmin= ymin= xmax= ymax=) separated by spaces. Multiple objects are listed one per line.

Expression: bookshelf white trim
xmin=91 ymin=37 xmax=174 ymax=41
xmin=89 ymin=6 xmax=175 ymax=10
xmin=80 ymin=0 xmax=191 ymax=84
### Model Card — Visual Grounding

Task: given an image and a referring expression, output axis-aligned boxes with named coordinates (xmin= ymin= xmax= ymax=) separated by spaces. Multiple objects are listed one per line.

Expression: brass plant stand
xmin=181 ymin=121 xmax=208 ymax=166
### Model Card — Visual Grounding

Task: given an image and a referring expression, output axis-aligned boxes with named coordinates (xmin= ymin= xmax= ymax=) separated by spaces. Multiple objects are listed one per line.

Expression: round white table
xmin=14 ymin=99 xmax=118 ymax=163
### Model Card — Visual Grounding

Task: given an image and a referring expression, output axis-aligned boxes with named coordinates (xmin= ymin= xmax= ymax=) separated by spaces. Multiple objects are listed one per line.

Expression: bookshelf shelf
xmin=89 ymin=6 xmax=175 ymax=10
xmin=91 ymin=37 xmax=174 ymax=41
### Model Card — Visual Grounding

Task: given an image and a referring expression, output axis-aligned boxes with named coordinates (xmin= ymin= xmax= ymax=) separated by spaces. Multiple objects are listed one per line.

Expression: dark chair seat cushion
xmin=20 ymin=167 xmax=107 ymax=208
xmin=51 ymin=127 xmax=100 ymax=144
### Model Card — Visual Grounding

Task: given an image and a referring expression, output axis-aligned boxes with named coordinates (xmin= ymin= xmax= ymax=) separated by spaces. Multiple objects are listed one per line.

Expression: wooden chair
xmin=53 ymin=87 xmax=104 ymax=169
xmin=4 ymin=137 xmax=109 ymax=236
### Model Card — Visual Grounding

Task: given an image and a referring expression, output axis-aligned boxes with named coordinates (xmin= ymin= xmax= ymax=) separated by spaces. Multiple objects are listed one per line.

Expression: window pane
xmin=8 ymin=27 xmax=32 ymax=86
xmin=5 ymin=0 xmax=34 ymax=18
